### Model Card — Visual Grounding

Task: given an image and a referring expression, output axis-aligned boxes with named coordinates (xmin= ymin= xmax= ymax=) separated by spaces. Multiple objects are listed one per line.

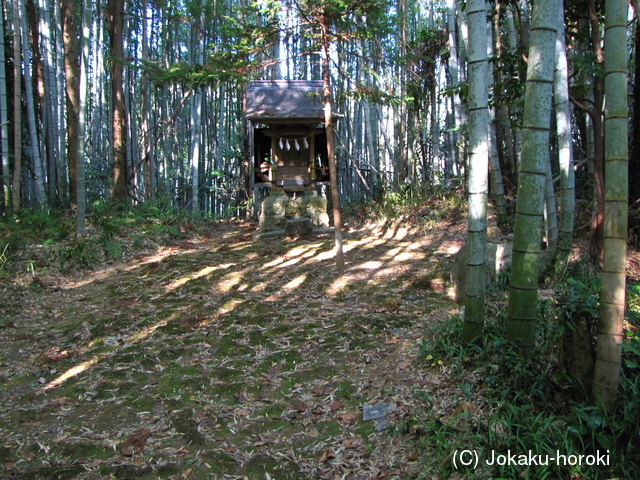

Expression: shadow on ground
xmin=0 ymin=221 xmax=464 ymax=479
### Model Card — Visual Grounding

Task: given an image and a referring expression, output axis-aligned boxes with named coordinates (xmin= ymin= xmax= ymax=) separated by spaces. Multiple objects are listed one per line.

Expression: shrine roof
xmin=245 ymin=80 xmax=340 ymax=123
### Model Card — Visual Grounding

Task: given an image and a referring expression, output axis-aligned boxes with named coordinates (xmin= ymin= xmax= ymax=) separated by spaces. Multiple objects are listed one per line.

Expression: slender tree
xmin=582 ymin=0 xmax=605 ymax=262
xmin=592 ymin=0 xmax=628 ymax=408
xmin=19 ymin=0 xmax=47 ymax=205
xmin=506 ymin=0 xmax=558 ymax=350
xmin=61 ymin=0 xmax=79 ymax=207
xmin=0 ymin=9 xmax=10 ymax=210
xmin=320 ymin=16 xmax=344 ymax=271
xmin=77 ymin=0 xmax=92 ymax=235
xmin=554 ymin=0 xmax=575 ymax=266
xmin=462 ymin=0 xmax=489 ymax=342
xmin=11 ymin=0 xmax=21 ymax=213
xmin=291 ymin=0 xmax=387 ymax=272
xmin=107 ymin=0 xmax=128 ymax=203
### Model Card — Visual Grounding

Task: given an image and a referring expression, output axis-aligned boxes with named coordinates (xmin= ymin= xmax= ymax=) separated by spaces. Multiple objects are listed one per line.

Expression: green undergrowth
xmin=0 ymin=199 xmax=211 ymax=276
xmin=344 ymin=183 xmax=467 ymax=229
xmin=407 ymin=261 xmax=640 ymax=480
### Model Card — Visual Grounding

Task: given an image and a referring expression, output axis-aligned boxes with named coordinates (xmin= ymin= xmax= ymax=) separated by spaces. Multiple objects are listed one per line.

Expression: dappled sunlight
xmin=41 ymin=317 xmax=171 ymax=392
xmin=327 ymin=275 xmax=355 ymax=295
xmin=390 ymin=250 xmax=426 ymax=262
xmin=355 ymin=260 xmax=384 ymax=270
xmin=3 ymin=218 xmax=470 ymax=479
xmin=283 ymin=273 xmax=308 ymax=291
xmin=127 ymin=319 xmax=169 ymax=342
xmin=278 ymin=256 xmax=304 ymax=268
xmin=315 ymin=248 xmax=338 ymax=262
xmin=287 ymin=244 xmax=322 ymax=258
xmin=25 ymin=223 xmax=461 ymax=400
xmin=216 ymin=269 xmax=245 ymax=293
xmin=262 ymin=256 xmax=287 ymax=269
xmin=216 ymin=298 xmax=244 ymax=315
xmin=41 ymin=356 xmax=100 ymax=391
xmin=165 ymin=265 xmax=221 ymax=292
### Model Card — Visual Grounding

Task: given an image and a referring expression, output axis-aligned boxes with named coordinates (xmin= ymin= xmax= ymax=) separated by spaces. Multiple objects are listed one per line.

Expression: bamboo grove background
xmin=1 ymin=0 xmax=637 ymax=224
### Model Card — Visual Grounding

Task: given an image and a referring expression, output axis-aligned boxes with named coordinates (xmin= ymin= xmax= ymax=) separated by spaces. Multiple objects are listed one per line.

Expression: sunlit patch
xmin=41 ymin=356 xmax=99 ymax=391
xmin=283 ymin=274 xmax=308 ymax=291
xmin=326 ymin=275 xmax=357 ymax=295
xmin=166 ymin=265 xmax=220 ymax=292
xmin=287 ymin=245 xmax=314 ymax=257
xmin=127 ymin=319 xmax=168 ymax=343
xmin=392 ymin=251 xmax=426 ymax=262
xmin=315 ymin=249 xmax=336 ymax=262
xmin=279 ymin=257 xmax=302 ymax=268
xmin=262 ymin=257 xmax=286 ymax=269
xmin=218 ymin=298 xmax=243 ymax=315
xmin=217 ymin=271 xmax=244 ymax=293
xmin=357 ymin=260 xmax=384 ymax=270
xmin=383 ymin=247 xmax=403 ymax=258
xmin=41 ymin=315 xmax=172 ymax=392
xmin=249 ymin=282 xmax=268 ymax=292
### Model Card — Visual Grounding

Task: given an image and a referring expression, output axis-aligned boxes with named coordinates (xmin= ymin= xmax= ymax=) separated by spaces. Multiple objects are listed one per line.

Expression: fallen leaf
xmin=121 ymin=446 xmax=133 ymax=457
xmin=329 ymin=400 xmax=341 ymax=411
xmin=339 ymin=411 xmax=358 ymax=423
xmin=308 ymin=428 xmax=319 ymax=438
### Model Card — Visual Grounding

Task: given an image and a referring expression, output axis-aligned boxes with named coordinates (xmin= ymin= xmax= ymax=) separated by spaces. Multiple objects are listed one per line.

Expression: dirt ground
xmin=0 ymin=219 xmax=470 ymax=479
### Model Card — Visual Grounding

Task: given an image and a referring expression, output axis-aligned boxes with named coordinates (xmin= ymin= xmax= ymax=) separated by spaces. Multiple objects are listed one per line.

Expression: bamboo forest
xmin=2 ymin=0 xmax=640 ymax=478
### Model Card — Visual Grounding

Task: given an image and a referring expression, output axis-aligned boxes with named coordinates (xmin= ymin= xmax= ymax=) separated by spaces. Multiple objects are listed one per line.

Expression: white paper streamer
xmin=279 ymin=138 xmax=283 ymax=149
xmin=294 ymin=139 xmax=300 ymax=150
xmin=303 ymin=138 xmax=309 ymax=149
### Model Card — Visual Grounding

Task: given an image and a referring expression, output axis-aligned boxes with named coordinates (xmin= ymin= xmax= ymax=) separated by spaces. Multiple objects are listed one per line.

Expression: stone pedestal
xmin=259 ymin=191 xmax=329 ymax=232
xmin=285 ymin=217 xmax=313 ymax=238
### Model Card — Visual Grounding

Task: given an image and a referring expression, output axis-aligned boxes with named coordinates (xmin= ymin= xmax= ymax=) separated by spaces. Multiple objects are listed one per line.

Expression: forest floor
xmin=0 ymin=213 xmax=476 ymax=480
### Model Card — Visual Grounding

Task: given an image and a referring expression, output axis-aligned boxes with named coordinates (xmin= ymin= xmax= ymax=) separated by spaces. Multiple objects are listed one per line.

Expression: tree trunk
xmin=76 ymin=0 xmax=91 ymax=235
xmin=321 ymin=21 xmax=344 ymax=272
xmin=485 ymin=13 xmax=508 ymax=229
xmin=141 ymin=0 xmax=154 ymax=201
xmin=462 ymin=0 xmax=489 ymax=343
xmin=107 ymin=0 xmax=128 ymax=204
xmin=61 ymin=0 xmax=79 ymax=207
xmin=544 ymin=156 xmax=558 ymax=254
xmin=506 ymin=0 xmax=558 ymax=351
xmin=54 ymin=0 xmax=68 ymax=205
xmin=631 ymin=19 xmax=640 ymax=211
xmin=554 ymin=0 xmax=575 ymax=266
xmin=40 ymin=0 xmax=60 ymax=205
xmin=447 ymin=0 xmax=462 ymax=183
xmin=587 ymin=0 xmax=605 ymax=263
xmin=11 ymin=0 xmax=21 ymax=213
xmin=592 ymin=0 xmax=628 ymax=408
xmin=0 ymin=7 xmax=10 ymax=211
xmin=19 ymin=0 xmax=47 ymax=206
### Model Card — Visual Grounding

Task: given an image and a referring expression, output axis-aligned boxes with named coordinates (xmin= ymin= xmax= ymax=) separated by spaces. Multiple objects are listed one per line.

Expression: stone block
xmin=259 ymin=214 xmax=286 ymax=231
xmin=261 ymin=196 xmax=287 ymax=216
xmin=285 ymin=217 xmax=313 ymax=238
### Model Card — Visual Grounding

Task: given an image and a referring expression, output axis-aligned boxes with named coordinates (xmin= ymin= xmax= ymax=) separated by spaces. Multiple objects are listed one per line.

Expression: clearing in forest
xmin=0 ymin=219 xmax=467 ymax=479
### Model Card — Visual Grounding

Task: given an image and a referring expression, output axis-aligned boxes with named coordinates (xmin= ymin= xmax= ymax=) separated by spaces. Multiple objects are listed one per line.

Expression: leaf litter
xmin=0 ymin=220 xmax=467 ymax=479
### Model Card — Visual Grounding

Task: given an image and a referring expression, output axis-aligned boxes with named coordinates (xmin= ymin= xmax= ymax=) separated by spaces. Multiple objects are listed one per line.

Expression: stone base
xmin=259 ymin=191 xmax=329 ymax=232
xmin=285 ymin=217 xmax=313 ymax=238
xmin=253 ymin=227 xmax=334 ymax=241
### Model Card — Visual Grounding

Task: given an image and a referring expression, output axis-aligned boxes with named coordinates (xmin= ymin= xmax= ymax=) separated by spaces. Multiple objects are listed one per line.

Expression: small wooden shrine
xmin=245 ymin=80 xmax=339 ymax=233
